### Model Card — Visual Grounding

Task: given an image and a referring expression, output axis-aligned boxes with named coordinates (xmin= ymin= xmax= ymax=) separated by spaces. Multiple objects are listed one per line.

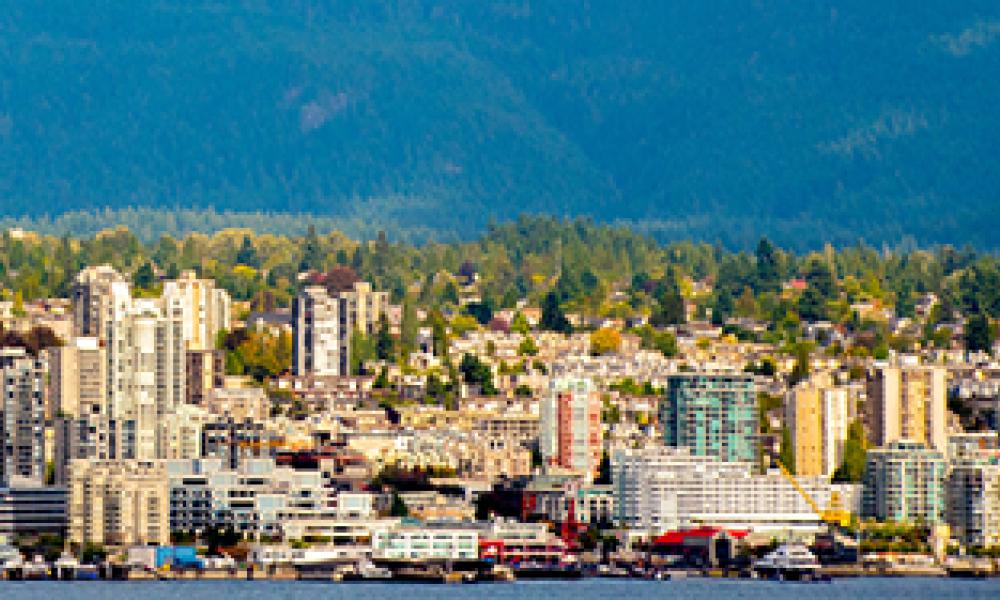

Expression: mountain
xmin=1 ymin=1 xmax=998 ymax=249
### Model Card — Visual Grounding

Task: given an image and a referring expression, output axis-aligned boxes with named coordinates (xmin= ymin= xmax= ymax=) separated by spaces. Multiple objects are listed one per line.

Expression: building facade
xmin=540 ymin=378 xmax=602 ymax=479
xmin=946 ymin=457 xmax=1000 ymax=548
xmin=71 ymin=265 xmax=130 ymax=341
xmin=68 ymin=459 xmax=170 ymax=547
xmin=162 ymin=270 xmax=231 ymax=351
xmin=866 ymin=363 xmax=947 ymax=452
xmin=0 ymin=350 xmax=47 ymax=486
xmin=0 ymin=484 xmax=67 ymax=538
xmin=861 ymin=440 xmax=947 ymax=524
xmin=292 ymin=286 xmax=346 ymax=377
xmin=661 ymin=373 xmax=758 ymax=463
xmin=612 ymin=447 xmax=833 ymax=533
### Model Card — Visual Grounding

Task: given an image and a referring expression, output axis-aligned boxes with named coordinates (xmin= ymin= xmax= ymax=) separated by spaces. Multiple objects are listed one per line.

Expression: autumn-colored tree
xmin=590 ymin=327 xmax=622 ymax=356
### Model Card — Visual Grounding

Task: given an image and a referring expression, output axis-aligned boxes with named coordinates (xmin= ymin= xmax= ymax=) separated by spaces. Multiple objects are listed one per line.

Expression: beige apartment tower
xmin=785 ymin=373 xmax=849 ymax=477
xmin=68 ymin=459 xmax=170 ymax=547
xmin=48 ymin=337 xmax=106 ymax=419
xmin=162 ymin=270 xmax=232 ymax=351
xmin=866 ymin=364 xmax=947 ymax=452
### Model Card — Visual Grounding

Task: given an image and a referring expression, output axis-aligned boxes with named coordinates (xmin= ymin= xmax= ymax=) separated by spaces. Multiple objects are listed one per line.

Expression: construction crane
xmin=771 ymin=454 xmax=852 ymax=528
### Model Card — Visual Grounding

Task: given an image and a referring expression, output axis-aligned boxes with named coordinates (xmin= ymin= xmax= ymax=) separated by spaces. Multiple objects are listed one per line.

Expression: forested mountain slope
xmin=1 ymin=2 xmax=998 ymax=248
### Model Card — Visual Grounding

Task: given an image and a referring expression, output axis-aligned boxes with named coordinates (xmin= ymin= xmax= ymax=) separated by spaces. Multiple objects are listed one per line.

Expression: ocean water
xmin=0 ymin=578 xmax=998 ymax=600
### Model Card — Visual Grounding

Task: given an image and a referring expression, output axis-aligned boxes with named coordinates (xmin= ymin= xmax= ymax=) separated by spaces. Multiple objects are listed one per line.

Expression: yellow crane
xmin=774 ymin=457 xmax=852 ymax=528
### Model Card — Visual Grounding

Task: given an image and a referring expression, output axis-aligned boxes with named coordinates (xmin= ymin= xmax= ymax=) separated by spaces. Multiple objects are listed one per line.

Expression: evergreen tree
xmin=235 ymin=235 xmax=259 ymax=268
xmin=595 ymin=451 xmax=612 ymax=485
xmin=651 ymin=290 xmax=685 ymax=326
xmin=540 ymin=291 xmax=572 ymax=333
xmin=797 ymin=286 xmax=826 ymax=322
xmin=779 ymin=426 xmax=795 ymax=474
xmin=966 ymin=313 xmax=993 ymax=352
xmin=755 ymin=237 xmax=781 ymax=293
xmin=833 ymin=420 xmax=868 ymax=483
xmin=389 ymin=492 xmax=409 ymax=518
xmin=134 ymin=261 xmax=155 ymax=290
xmin=375 ymin=317 xmax=394 ymax=361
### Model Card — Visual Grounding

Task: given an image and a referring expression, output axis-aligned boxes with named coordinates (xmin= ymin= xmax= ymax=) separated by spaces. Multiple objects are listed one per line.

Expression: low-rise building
xmin=373 ymin=525 xmax=479 ymax=561
xmin=0 ymin=484 xmax=67 ymax=538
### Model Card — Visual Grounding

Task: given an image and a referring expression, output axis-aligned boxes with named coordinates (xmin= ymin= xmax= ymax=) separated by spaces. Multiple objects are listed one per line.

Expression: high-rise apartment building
xmin=106 ymin=297 xmax=187 ymax=459
xmin=49 ymin=338 xmax=113 ymax=484
xmin=0 ymin=349 xmax=46 ymax=486
xmin=661 ymin=372 xmax=758 ymax=463
xmin=186 ymin=349 xmax=225 ymax=405
xmin=48 ymin=337 xmax=106 ymax=419
xmin=947 ymin=457 xmax=1000 ymax=548
xmin=861 ymin=440 xmax=947 ymax=524
xmin=291 ymin=281 xmax=390 ymax=378
xmin=785 ymin=373 xmax=849 ymax=477
xmin=71 ymin=265 xmax=131 ymax=341
xmin=69 ymin=266 xmax=189 ymax=460
xmin=539 ymin=378 xmax=602 ymax=479
xmin=865 ymin=362 xmax=947 ymax=452
xmin=162 ymin=270 xmax=231 ymax=351
xmin=338 ymin=281 xmax=389 ymax=338
xmin=292 ymin=286 xmax=347 ymax=376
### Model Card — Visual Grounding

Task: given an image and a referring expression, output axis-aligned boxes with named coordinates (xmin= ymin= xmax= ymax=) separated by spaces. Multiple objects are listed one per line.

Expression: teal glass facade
xmin=661 ymin=373 xmax=758 ymax=463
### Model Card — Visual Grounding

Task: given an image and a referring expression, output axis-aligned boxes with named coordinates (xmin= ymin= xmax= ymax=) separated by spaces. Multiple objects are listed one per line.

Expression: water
xmin=0 ymin=578 xmax=998 ymax=600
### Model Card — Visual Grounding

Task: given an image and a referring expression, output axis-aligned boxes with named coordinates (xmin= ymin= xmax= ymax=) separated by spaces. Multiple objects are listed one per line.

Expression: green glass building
xmin=661 ymin=373 xmax=758 ymax=463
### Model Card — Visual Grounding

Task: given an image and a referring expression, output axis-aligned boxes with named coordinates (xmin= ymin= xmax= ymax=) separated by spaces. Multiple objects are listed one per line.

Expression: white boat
xmin=342 ymin=560 xmax=393 ymax=581
xmin=753 ymin=543 xmax=826 ymax=581
xmin=22 ymin=554 xmax=51 ymax=580
xmin=0 ymin=545 xmax=21 ymax=567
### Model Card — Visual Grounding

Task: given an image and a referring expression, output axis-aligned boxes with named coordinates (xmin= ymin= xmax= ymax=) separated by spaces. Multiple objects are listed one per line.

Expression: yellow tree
xmin=590 ymin=328 xmax=622 ymax=356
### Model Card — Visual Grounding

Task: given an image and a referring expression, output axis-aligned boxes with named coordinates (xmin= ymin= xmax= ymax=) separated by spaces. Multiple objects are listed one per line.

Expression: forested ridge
xmin=1 ymin=2 xmax=999 ymax=249
xmin=2 ymin=217 xmax=997 ymax=341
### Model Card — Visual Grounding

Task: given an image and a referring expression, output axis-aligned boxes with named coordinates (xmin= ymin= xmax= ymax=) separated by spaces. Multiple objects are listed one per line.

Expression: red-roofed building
xmin=651 ymin=527 xmax=749 ymax=568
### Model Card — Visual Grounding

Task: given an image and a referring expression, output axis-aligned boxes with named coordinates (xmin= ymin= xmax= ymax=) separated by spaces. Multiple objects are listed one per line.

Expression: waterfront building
xmin=68 ymin=459 xmax=170 ymax=547
xmin=0 ymin=484 xmax=67 ymax=538
xmin=861 ymin=440 xmax=947 ymax=524
xmin=372 ymin=525 xmax=479 ymax=561
xmin=866 ymin=362 xmax=947 ymax=452
xmin=661 ymin=372 xmax=758 ymax=463
xmin=539 ymin=378 xmax=602 ymax=479
xmin=167 ymin=458 xmax=329 ymax=539
xmin=946 ymin=457 xmax=1000 ymax=548
xmin=612 ymin=446 xmax=835 ymax=533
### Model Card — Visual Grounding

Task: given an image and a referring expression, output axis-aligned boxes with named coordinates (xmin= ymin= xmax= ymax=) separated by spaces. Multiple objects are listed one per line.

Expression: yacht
xmin=753 ymin=543 xmax=826 ymax=581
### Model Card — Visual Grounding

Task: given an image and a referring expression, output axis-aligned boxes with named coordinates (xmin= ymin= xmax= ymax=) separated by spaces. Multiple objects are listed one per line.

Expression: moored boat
xmin=753 ymin=543 xmax=827 ymax=582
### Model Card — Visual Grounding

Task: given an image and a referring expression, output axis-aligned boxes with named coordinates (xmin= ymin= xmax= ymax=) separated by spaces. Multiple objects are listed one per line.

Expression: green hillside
xmin=1 ymin=2 xmax=998 ymax=248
